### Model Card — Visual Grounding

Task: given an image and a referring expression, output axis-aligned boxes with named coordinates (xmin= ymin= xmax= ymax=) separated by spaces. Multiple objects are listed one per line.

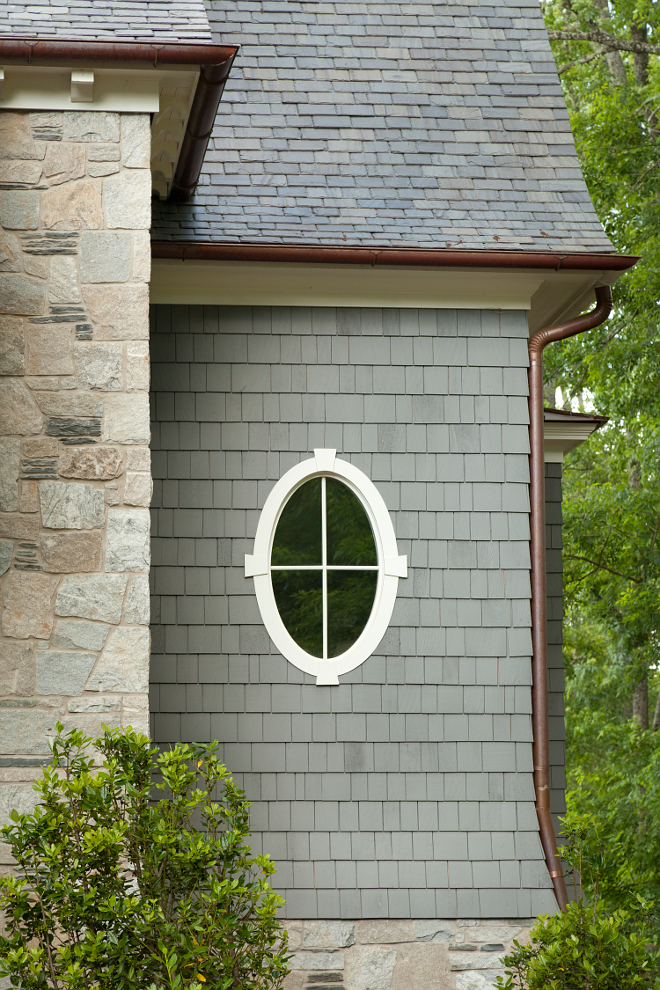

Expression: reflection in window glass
xmin=271 ymin=478 xmax=322 ymax=565
xmin=327 ymin=571 xmax=378 ymax=657
xmin=326 ymin=477 xmax=377 ymax=565
xmin=270 ymin=476 xmax=379 ymax=659
xmin=272 ymin=570 xmax=323 ymax=658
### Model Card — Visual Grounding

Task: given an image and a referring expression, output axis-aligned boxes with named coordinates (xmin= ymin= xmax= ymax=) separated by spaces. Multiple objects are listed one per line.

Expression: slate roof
xmin=152 ymin=0 xmax=613 ymax=253
xmin=0 ymin=0 xmax=212 ymax=42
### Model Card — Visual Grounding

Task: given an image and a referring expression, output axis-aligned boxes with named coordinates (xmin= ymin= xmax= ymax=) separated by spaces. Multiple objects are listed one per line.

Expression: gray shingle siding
xmin=545 ymin=461 xmax=566 ymax=832
xmin=149 ymin=303 xmax=557 ymax=918
xmin=0 ymin=0 xmax=212 ymax=41
xmin=152 ymin=0 xmax=612 ymax=252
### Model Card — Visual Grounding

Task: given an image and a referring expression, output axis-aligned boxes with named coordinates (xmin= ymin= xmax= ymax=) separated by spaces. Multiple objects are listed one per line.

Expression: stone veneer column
xmin=0 ymin=110 xmax=151 ymax=829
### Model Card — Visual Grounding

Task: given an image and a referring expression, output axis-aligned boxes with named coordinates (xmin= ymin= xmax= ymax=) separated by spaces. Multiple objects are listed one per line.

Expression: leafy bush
xmin=0 ymin=724 xmax=289 ymax=990
xmin=494 ymin=813 xmax=660 ymax=990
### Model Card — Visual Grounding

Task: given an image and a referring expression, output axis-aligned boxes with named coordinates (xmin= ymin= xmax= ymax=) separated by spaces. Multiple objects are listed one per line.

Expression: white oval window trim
xmin=245 ymin=449 xmax=407 ymax=685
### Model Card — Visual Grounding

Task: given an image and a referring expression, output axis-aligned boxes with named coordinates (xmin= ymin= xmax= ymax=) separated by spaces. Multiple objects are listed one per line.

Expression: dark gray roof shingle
xmin=0 ymin=0 xmax=212 ymax=42
xmin=152 ymin=0 xmax=612 ymax=253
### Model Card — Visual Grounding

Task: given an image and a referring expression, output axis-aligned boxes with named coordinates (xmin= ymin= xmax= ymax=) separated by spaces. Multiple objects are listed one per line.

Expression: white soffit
xmin=150 ymin=260 xmax=546 ymax=311
xmin=544 ymin=416 xmax=603 ymax=463
xmin=0 ymin=63 xmax=198 ymax=199
xmin=150 ymin=259 xmax=624 ymax=326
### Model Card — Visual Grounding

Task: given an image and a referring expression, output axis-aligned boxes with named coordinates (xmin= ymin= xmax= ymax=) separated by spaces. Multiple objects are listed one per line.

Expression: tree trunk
xmin=630 ymin=23 xmax=649 ymax=85
xmin=593 ymin=0 xmax=628 ymax=83
xmin=633 ymin=674 xmax=649 ymax=729
xmin=652 ymin=690 xmax=660 ymax=731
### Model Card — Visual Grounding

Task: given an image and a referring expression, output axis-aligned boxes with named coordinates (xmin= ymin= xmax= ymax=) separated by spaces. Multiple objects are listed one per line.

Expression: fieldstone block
xmin=82 ymin=284 xmax=148 ymax=340
xmin=53 ymin=619 xmax=110 ymax=651
xmin=0 ymin=514 xmax=39 ymax=541
xmin=0 ymin=112 xmax=41 ymax=160
xmin=105 ymin=484 xmax=120 ymax=505
xmin=68 ymin=696 xmax=121 ymax=712
xmin=0 ymin=640 xmax=34 ymax=696
xmin=2 ymin=571 xmax=54 ymax=640
xmin=20 ymin=480 xmax=39 ymax=513
xmin=455 ymin=973 xmax=506 ymax=990
xmin=23 ymin=438 xmax=58 ymax=458
xmin=357 ymin=923 xmax=417 ymax=945
xmin=45 ymin=417 xmax=101 ymax=437
xmin=121 ymin=114 xmax=150 ymax=168
xmin=42 ymin=180 xmax=102 ymax=230
xmin=34 ymin=392 xmax=101 ymax=417
xmin=103 ymin=393 xmax=150 ymax=444
xmin=0 ymin=710 xmax=53 ymax=755
xmin=79 ymin=231 xmax=130 ymax=283
xmin=74 ymin=341 xmax=122 ymax=390
xmin=0 ymin=783 xmax=39 ymax=827
xmin=123 ymin=472 xmax=152 ymax=507
xmin=345 ymin=947 xmax=397 ymax=990
xmin=105 ymin=508 xmax=150 ymax=572
xmin=289 ymin=953 xmax=344 ymax=971
xmin=133 ymin=229 xmax=151 ymax=281
xmin=63 ymin=111 xmax=120 ymax=143
xmin=126 ymin=340 xmax=149 ymax=391
xmin=55 ymin=573 xmax=128 ymax=624
xmin=123 ymin=573 xmax=150 ymax=625
xmin=37 ymin=650 xmax=97 ymax=696
xmin=126 ymin=447 xmax=149 ymax=471
xmin=27 ymin=324 xmax=74 ymax=376
xmin=39 ymin=481 xmax=104 ymax=530
xmin=0 ymin=161 xmax=42 ymax=185
xmin=44 ymin=143 xmax=85 ymax=185
xmin=450 ymin=953 xmax=504 ymax=972
xmin=86 ymin=625 xmax=149 ymax=693
xmin=87 ymin=144 xmax=120 ymax=162
xmin=59 ymin=446 xmax=123 ymax=480
xmin=0 ymin=380 xmax=42 ymax=435
xmin=48 ymin=256 xmax=81 ymax=304
xmin=0 ymin=316 xmax=24 ymax=375
xmin=0 ymin=232 xmax=21 ymax=271
xmin=0 ymin=539 xmax=13 ymax=576
xmin=88 ymin=162 xmax=119 ymax=177
xmin=303 ymin=922 xmax=355 ymax=948
xmin=23 ymin=253 xmax=48 ymax=279
xmin=104 ymin=170 xmax=151 ymax=229
xmin=0 ymin=438 xmax=20 ymax=512
xmin=0 ymin=191 xmax=39 ymax=230
xmin=0 ymin=274 xmax=45 ymax=315
xmin=41 ymin=531 xmax=103 ymax=572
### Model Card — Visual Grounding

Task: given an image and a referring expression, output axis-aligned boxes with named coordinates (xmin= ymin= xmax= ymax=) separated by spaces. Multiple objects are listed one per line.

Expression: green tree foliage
xmin=494 ymin=815 xmax=660 ymax=989
xmin=0 ymin=725 xmax=289 ymax=990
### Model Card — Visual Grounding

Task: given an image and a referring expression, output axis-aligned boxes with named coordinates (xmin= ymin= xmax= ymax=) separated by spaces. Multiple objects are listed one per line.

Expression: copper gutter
xmin=0 ymin=37 xmax=239 ymax=200
xmin=529 ymin=284 xmax=613 ymax=911
xmin=151 ymin=241 xmax=638 ymax=271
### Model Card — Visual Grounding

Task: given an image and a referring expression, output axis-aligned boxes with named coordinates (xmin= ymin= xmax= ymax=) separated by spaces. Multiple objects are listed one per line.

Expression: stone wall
xmin=0 ymin=109 xmax=151 ymax=833
xmin=283 ymin=918 xmax=532 ymax=990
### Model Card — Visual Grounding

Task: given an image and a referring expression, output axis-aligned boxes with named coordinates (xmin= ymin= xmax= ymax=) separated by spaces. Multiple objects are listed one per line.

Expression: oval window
xmin=245 ymin=450 xmax=407 ymax=685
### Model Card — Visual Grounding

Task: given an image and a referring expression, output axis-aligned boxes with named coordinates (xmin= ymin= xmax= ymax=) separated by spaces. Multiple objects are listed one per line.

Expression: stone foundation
xmin=284 ymin=919 xmax=532 ymax=990
xmin=0 ymin=109 xmax=151 ymax=831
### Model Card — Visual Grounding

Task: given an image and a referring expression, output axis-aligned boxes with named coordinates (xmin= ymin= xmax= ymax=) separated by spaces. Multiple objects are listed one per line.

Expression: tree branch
xmin=548 ymin=27 xmax=660 ymax=56
xmin=565 ymin=552 xmax=644 ymax=583
xmin=558 ymin=49 xmax=607 ymax=74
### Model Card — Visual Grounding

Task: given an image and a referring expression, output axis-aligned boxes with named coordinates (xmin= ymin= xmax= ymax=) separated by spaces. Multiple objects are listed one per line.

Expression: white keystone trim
xmin=245 ymin=451 xmax=407 ymax=686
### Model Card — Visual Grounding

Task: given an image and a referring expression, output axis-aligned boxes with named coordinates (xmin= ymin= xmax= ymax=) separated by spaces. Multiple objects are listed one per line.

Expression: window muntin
xmin=271 ymin=477 xmax=378 ymax=659
xmin=245 ymin=450 xmax=407 ymax=685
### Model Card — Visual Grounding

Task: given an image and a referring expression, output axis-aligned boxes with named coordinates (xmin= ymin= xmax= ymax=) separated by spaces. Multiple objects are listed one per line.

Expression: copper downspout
xmin=529 ymin=284 xmax=613 ymax=911
xmin=151 ymin=241 xmax=638 ymax=272
xmin=0 ymin=37 xmax=239 ymax=200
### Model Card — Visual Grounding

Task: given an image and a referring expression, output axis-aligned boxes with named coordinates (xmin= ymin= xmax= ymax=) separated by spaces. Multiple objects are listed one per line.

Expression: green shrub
xmin=0 ymin=724 xmax=289 ymax=990
xmin=495 ymin=813 xmax=660 ymax=990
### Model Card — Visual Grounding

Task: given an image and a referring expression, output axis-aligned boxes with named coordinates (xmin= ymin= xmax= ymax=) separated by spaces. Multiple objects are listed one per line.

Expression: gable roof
xmin=0 ymin=0 xmax=212 ymax=42
xmin=152 ymin=0 xmax=613 ymax=253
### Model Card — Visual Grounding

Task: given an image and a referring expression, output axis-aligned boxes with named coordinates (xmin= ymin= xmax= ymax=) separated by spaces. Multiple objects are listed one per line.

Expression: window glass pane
xmin=326 ymin=478 xmax=377 ymax=566
xmin=272 ymin=571 xmax=323 ymax=658
xmin=327 ymin=571 xmax=377 ymax=658
xmin=271 ymin=478 xmax=322 ymax=565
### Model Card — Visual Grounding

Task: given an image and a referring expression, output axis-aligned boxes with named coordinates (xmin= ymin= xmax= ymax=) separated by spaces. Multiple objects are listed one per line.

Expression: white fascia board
xmin=543 ymin=420 xmax=602 ymax=462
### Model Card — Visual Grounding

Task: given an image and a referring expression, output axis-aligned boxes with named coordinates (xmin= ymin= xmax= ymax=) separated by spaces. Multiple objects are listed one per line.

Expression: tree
xmin=0 ymin=725 xmax=289 ymax=990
